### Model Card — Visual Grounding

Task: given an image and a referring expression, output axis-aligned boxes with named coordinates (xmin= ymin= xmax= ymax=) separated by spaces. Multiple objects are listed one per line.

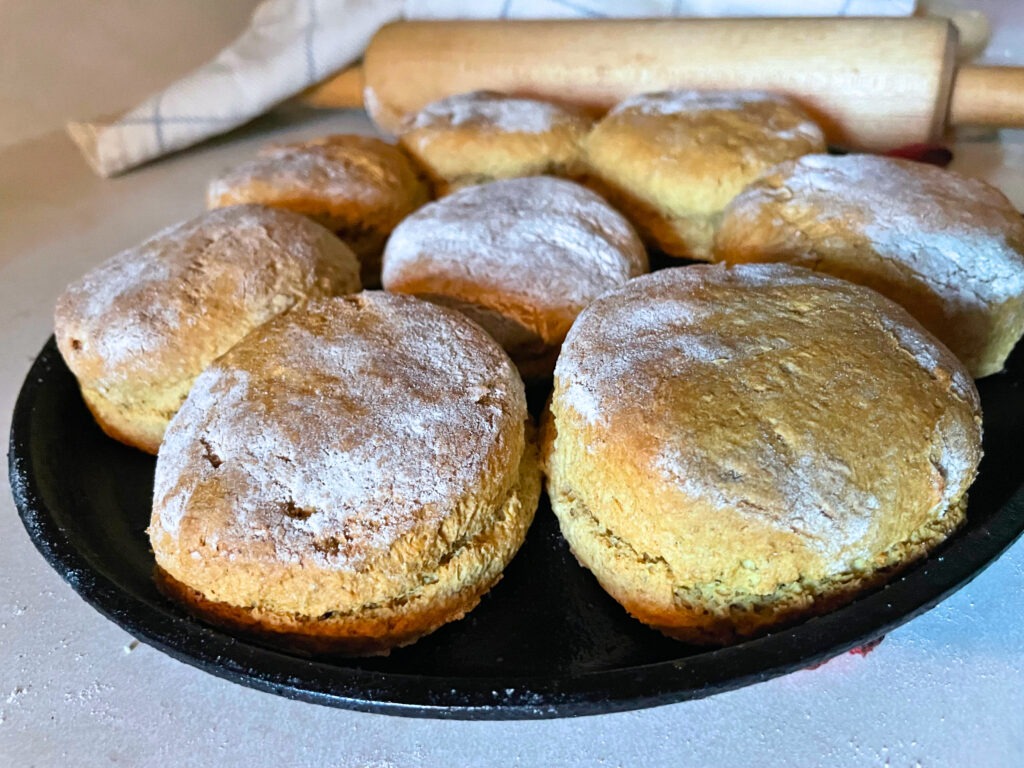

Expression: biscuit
xmin=398 ymin=90 xmax=593 ymax=195
xmin=382 ymin=176 xmax=648 ymax=378
xmin=207 ymin=135 xmax=429 ymax=286
xmin=150 ymin=292 xmax=541 ymax=655
xmin=543 ymin=264 xmax=982 ymax=644
xmin=54 ymin=205 xmax=361 ymax=454
xmin=714 ymin=154 xmax=1024 ymax=378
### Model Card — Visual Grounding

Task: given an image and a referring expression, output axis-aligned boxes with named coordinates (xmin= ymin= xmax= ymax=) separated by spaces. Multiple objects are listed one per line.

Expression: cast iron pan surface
xmin=9 ymin=336 xmax=1024 ymax=719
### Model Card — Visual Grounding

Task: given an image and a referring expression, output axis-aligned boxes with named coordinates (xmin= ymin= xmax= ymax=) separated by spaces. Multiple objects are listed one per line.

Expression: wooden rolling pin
xmin=300 ymin=17 xmax=1024 ymax=151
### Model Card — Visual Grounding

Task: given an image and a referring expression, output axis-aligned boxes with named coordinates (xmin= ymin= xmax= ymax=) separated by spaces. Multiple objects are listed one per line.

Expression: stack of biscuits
xmin=54 ymin=88 xmax=1023 ymax=653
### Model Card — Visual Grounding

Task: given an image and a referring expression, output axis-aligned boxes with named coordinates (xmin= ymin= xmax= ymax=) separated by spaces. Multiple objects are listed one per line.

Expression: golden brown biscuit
xmin=713 ymin=154 xmax=1024 ymax=378
xmin=150 ymin=292 xmax=541 ymax=655
xmin=582 ymin=90 xmax=825 ymax=260
xmin=397 ymin=90 xmax=594 ymax=195
xmin=207 ymin=135 xmax=430 ymax=286
xmin=543 ymin=264 xmax=982 ymax=645
xmin=381 ymin=176 xmax=648 ymax=379
xmin=54 ymin=205 xmax=361 ymax=454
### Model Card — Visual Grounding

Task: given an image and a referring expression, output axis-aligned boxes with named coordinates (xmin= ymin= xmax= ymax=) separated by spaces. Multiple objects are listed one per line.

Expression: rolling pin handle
xmin=949 ymin=65 xmax=1024 ymax=128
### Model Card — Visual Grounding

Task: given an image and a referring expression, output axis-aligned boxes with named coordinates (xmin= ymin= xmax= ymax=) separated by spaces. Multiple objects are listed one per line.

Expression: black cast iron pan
xmin=9 ymin=336 xmax=1024 ymax=718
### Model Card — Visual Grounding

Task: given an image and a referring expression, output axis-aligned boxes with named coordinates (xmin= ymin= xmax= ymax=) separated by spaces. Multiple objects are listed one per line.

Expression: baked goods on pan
xmin=150 ymin=292 xmax=541 ymax=655
xmin=543 ymin=263 xmax=982 ymax=645
xmin=397 ymin=90 xmax=594 ymax=195
xmin=206 ymin=134 xmax=429 ymax=286
xmin=382 ymin=176 xmax=648 ymax=378
xmin=713 ymin=153 xmax=1024 ymax=378
xmin=54 ymin=205 xmax=361 ymax=454
xmin=582 ymin=90 xmax=826 ymax=260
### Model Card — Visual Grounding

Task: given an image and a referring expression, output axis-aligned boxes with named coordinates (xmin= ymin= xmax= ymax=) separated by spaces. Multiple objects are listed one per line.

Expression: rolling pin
xmin=300 ymin=17 xmax=1024 ymax=151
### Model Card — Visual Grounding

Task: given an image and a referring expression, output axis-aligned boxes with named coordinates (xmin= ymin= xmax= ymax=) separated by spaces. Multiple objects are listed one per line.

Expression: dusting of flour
xmin=403 ymin=91 xmax=579 ymax=134
xmin=382 ymin=176 xmax=647 ymax=344
xmin=153 ymin=293 xmax=525 ymax=572
xmin=745 ymin=154 xmax=1024 ymax=307
xmin=610 ymin=89 xmax=824 ymax=144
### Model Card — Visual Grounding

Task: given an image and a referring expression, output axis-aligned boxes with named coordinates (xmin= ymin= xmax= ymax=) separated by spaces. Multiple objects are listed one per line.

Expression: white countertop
xmin=2 ymin=4 xmax=1024 ymax=767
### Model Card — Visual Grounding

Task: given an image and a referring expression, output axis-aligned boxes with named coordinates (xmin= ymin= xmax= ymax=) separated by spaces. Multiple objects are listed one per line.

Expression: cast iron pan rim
xmin=9 ymin=337 xmax=1024 ymax=719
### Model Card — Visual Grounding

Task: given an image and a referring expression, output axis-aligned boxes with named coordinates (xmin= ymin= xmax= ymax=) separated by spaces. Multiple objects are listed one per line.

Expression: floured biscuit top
xmin=719 ymin=154 xmax=1024 ymax=305
xmin=383 ymin=176 xmax=648 ymax=349
xmin=207 ymin=134 xmax=426 ymax=216
xmin=152 ymin=292 xmax=527 ymax=572
xmin=55 ymin=204 xmax=360 ymax=393
xmin=584 ymin=90 xmax=826 ymax=210
xmin=401 ymin=90 xmax=590 ymax=135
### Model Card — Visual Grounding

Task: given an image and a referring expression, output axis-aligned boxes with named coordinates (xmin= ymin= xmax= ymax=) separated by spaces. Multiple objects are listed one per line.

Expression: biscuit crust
xmin=543 ymin=264 xmax=982 ymax=644
xmin=150 ymin=293 xmax=541 ymax=654
xmin=207 ymin=135 xmax=430 ymax=286
xmin=714 ymin=154 xmax=1024 ymax=378
xmin=583 ymin=91 xmax=825 ymax=260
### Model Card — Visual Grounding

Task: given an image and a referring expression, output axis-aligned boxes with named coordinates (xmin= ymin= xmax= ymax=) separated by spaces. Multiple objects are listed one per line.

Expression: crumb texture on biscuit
xmin=545 ymin=264 xmax=982 ymax=643
xmin=382 ymin=176 xmax=647 ymax=375
xmin=714 ymin=154 xmax=1024 ymax=378
xmin=150 ymin=292 xmax=540 ymax=652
